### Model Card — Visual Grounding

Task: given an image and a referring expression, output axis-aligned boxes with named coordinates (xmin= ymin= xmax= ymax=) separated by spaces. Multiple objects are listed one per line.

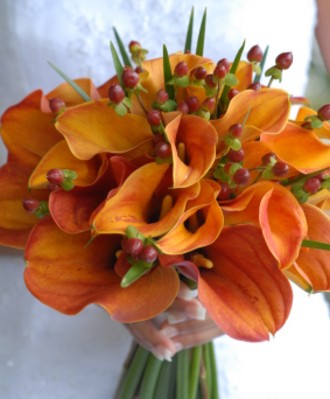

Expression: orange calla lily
xmin=295 ymin=106 xmax=330 ymax=139
xmin=166 ymin=113 xmax=218 ymax=188
xmin=222 ymin=181 xmax=308 ymax=268
xmin=198 ymin=225 xmax=293 ymax=341
xmin=24 ymin=218 xmax=180 ymax=322
xmin=287 ymin=203 xmax=330 ymax=292
xmin=261 ymin=122 xmax=330 ymax=173
xmin=47 ymin=78 xmax=101 ymax=104
xmin=55 ymin=99 xmax=153 ymax=160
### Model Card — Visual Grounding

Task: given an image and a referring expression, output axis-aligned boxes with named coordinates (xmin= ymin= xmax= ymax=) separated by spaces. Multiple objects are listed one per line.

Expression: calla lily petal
xmin=47 ymin=78 xmax=101 ymax=104
xmin=199 ymin=225 xmax=293 ymax=342
xmin=261 ymin=122 xmax=330 ymax=173
xmin=24 ymin=218 xmax=180 ymax=322
xmin=55 ymin=99 xmax=153 ymax=160
xmin=166 ymin=114 xmax=217 ymax=188
xmin=223 ymin=182 xmax=308 ymax=268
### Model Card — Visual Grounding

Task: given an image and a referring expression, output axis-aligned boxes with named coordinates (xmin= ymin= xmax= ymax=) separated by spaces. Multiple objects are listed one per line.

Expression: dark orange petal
xmin=166 ymin=114 xmax=217 ymax=188
xmin=1 ymin=90 xmax=62 ymax=169
xmin=261 ymin=122 xmax=330 ymax=173
xmin=199 ymin=225 xmax=293 ymax=341
xmin=47 ymin=78 xmax=101 ymax=104
xmin=211 ymin=88 xmax=290 ymax=146
xmin=55 ymin=100 xmax=153 ymax=159
xmin=157 ymin=179 xmax=223 ymax=254
xmin=294 ymin=204 xmax=330 ymax=291
xmin=235 ymin=61 xmax=253 ymax=91
xmin=223 ymin=182 xmax=307 ymax=268
xmin=24 ymin=218 xmax=179 ymax=321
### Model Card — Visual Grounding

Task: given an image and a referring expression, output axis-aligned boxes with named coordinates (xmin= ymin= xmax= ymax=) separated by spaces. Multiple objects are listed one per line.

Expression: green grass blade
xmin=115 ymin=345 xmax=150 ymax=399
xmin=113 ymin=27 xmax=133 ymax=67
xmin=110 ymin=41 xmax=124 ymax=86
xmin=253 ymin=45 xmax=269 ymax=83
xmin=184 ymin=7 xmax=194 ymax=53
xmin=163 ymin=44 xmax=175 ymax=99
xmin=196 ymin=8 xmax=207 ymax=56
xmin=302 ymin=239 xmax=330 ymax=251
xmin=47 ymin=61 xmax=91 ymax=101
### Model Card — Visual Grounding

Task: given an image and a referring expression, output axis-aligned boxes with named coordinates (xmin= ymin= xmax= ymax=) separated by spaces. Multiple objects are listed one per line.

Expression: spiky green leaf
xmin=113 ymin=27 xmax=133 ymax=67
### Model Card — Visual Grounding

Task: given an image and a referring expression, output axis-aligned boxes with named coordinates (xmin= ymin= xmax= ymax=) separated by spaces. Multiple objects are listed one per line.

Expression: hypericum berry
xmin=156 ymin=89 xmax=169 ymax=104
xmin=303 ymin=177 xmax=321 ymax=194
xmin=22 ymin=198 xmax=40 ymax=213
xmin=122 ymin=237 xmax=144 ymax=258
xmin=228 ymin=88 xmax=240 ymax=100
xmin=177 ymin=101 xmax=189 ymax=114
xmin=227 ymin=148 xmax=245 ymax=163
xmin=108 ymin=84 xmax=125 ymax=104
xmin=272 ymin=161 xmax=289 ymax=177
xmin=49 ymin=97 xmax=65 ymax=113
xmin=186 ymin=96 xmax=200 ymax=113
xmin=174 ymin=61 xmax=189 ymax=77
xmin=213 ymin=64 xmax=227 ymax=79
xmin=147 ymin=109 xmax=162 ymax=126
xmin=129 ymin=40 xmax=142 ymax=52
xmin=233 ymin=168 xmax=250 ymax=185
xmin=205 ymin=74 xmax=217 ymax=89
xmin=247 ymin=45 xmax=263 ymax=62
xmin=229 ymin=123 xmax=243 ymax=138
xmin=46 ymin=168 xmax=65 ymax=185
xmin=139 ymin=245 xmax=158 ymax=263
xmin=201 ymin=97 xmax=216 ymax=112
xmin=248 ymin=82 xmax=262 ymax=91
xmin=193 ymin=66 xmax=208 ymax=80
xmin=154 ymin=140 xmax=172 ymax=159
xmin=275 ymin=52 xmax=293 ymax=70
xmin=317 ymin=104 xmax=330 ymax=121
xmin=261 ymin=152 xmax=276 ymax=166
xmin=217 ymin=183 xmax=231 ymax=201
xmin=217 ymin=58 xmax=230 ymax=73
xmin=122 ymin=68 xmax=139 ymax=89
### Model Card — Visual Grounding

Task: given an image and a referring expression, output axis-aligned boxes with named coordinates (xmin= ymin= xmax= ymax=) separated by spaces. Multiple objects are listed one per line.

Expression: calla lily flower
xmin=24 ymin=218 xmax=180 ymax=322
xmin=222 ymin=181 xmax=308 ymax=268
xmin=198 ymin=225 xmax=293 ymax=342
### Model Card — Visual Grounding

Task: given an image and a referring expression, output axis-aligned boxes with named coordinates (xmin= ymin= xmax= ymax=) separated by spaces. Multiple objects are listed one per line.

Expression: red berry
xmin=248 ymin=82 xmax=262 ymax=91
xmin=108 ymin=84 xmax=125 ymax=104
xmin=186 ymin=96 xmax=200 ymax=113
xmin=275 ymin=52 xmax=293 ymax=70
xmin=233 ymin=168 xmax=250 ymax=185
xmin=205 ymin=74 xmax=217 ymax=89
xmin=174 ymin=61 xmax=189 ymax=77
xmin=317 ymin=104 xmax=330 ymax=121
xmin=122 ymin=68 xmax=139 ymax=88
xmin=122 ymin=237 xmax=144 ymax=257
xmin=213 ymin=64 xmax=227 ymax=79
xmin=261 ymin=152 xmax=276 ymax=166
xmin=303 ymin=177 xmax=321 ymax=194
xmin=177 ymin=101 xmax=189 ymax=114
xmin=217 ymin=183 xmax=231 ymax=201
xmin=129 ymin=41 xmax=142 ymax=52
xmin=229 ymin=123 xmax=243 ymax=138
xmin=154 ymin=140 xmax=172 ymax=158
xmin=227 ymin=148 xmax=245 ymax=163
xmin=147 ymin=109 xmax=162 ymax=126
xmin=228 ymin=88 xmax=240 ymax=100
xmin=217 ymin=58 xmax=230 ymax=73
xmin=272 ymin=161 xmax=289 ymax=177
xmin=22 ymin=198 xmax=40 ymax=213
xmin=193 ymin=66 xmax=207 ymax=80
xmin=139 ymin=245 xmax=158 ymax=263
xmin=46 ymin=168 xmax=65 ymax=185
xmin=49 ymin=97 xmax=65 ymax=113
xmin=156 ymin=89 xmax=169 ymax=104
xmin=202 ymin=97 xmax=216 ymax=112
xmin=247 ymin=45 xmax=263 ymax=62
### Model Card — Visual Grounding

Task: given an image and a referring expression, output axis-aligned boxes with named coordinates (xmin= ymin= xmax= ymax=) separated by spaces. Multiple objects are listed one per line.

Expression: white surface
xmin=1 ymin=1 xmax=330 ymax=398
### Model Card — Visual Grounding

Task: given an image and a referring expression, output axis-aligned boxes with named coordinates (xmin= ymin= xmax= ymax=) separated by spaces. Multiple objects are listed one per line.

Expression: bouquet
xmin=1 ymin=8 xmax=330 ymax=399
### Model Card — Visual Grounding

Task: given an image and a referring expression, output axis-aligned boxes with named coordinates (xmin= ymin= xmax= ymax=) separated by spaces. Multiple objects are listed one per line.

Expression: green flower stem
xmin=176 ymin=349 xmax=190 ymax=399
xmin=203 ymin=343 xmax=213 ymax=398
xmin=154 ymin=356 xmax=177 ymax=399
xmin=139 ymin=353 xmax=163 ymax=399
xmin=189 ymin=345 xmax=203 ymax=399
xmin=302 ymin=239 xmax=330 ymax=251
xmin=115 ymin=345 xmax=149 ymax=399
xmin=208 ymin=342 xmax=220 ymax=399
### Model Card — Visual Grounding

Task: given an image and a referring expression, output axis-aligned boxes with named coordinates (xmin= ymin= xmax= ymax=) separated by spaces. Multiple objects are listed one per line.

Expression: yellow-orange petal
xmin=223 ymin=182 xmax=307 ymax=268
xmin=47 ymin=78 xmax=101 ymax=104
xmin=294 ymin=204 xmax=330 ymax=291
xmin=55 ymin=99 xmax=153 ymax=160
xmin=261 ymin=122 xmax=330 ymax=173
xmin=157 ymin=179 xmax=223 ymax=254
xmin=211 ymin=88 xmax=290 ymax=145
xmin=166 ymin=114 xmax=217 ymax=188
xmin=1 ymin=90 xmax=63 ymax=169
xmin=29 ymin=140 xmax=103 ymax=190
xmin=199 ymin=225 xmax=293 ymax=341
xmin=24 ymin=218 xmax=180 ymax=322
